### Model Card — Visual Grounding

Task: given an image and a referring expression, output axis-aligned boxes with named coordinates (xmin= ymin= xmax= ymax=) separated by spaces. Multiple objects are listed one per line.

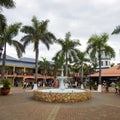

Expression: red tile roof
xmin=90 ymin=64 xmax=120 ymax=77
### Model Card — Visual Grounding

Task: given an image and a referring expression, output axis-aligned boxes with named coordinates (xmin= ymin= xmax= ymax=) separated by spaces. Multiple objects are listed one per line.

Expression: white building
xmin=96 ymin=52 xmax=111 ymax=71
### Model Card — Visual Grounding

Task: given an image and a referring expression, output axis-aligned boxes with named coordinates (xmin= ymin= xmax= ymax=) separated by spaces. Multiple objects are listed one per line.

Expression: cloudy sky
xmin=2 ymin=0 xmax=120 ymax=63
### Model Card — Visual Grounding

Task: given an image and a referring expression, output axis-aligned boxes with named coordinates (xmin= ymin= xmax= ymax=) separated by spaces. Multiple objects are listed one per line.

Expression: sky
xmin=2 ymin=0 xmax=120 ymax=63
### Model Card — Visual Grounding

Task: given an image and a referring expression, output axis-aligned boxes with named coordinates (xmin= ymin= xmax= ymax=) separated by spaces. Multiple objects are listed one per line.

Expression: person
xmin=31 ymin=82 xmax=34 ymax=89
xmin=75 ymin=81 xmax=78 ymax=88
xmin=14 ymin=78 xmax=19 ymax=87
xmin=105 ymin=81 xmax=109 ymax=92
xmin=23 ymin=81 xmax=26 ymax=89
xmin=115 ymin=81 xmax=120 ymax=94
xmin=102 ymin=81 xmax=106 ymax=92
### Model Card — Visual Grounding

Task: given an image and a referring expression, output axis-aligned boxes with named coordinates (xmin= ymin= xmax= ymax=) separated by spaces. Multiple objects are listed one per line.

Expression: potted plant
xmin=92 ymin=84 xmax=98 ymax=90
xmin=1 ymin=78 xmax=11 ymax=95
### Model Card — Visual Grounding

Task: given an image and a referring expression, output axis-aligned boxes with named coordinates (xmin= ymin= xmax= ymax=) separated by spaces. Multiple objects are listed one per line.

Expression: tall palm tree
xmin=54 ymin=32 xmax=81 ymax=76
xmin=112 ymin=25 xmax=120 ymax=35
xmin=0 ymin=21 xmax=24 ymax=81
xmin=86 ymin=33 xmax=115 ymax=89
xmin=21 ymin=16 xmax=56 ymax=83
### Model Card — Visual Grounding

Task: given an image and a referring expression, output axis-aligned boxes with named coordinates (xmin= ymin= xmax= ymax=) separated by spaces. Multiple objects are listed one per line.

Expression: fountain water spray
xmin=57 ymin=66 xmax=67 ymax=90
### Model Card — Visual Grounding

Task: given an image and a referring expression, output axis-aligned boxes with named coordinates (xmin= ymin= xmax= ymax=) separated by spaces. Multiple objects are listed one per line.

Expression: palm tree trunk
xmin=35 ymin=48 xmax=39 ymax=83
xmin=98 ymin=55 xmax=102 ymax=85
xmin=65 ymin=52 xmax=68 ymax=76
xmin=81 ymin=62 xmax=84 ymax=89
xmin=97 ymin=53 xmax=102 ymax=92
xmin=81 ymin=62 xmax=83 ymax=83
xmin=1 ymin=43 xmax=6 ymax=81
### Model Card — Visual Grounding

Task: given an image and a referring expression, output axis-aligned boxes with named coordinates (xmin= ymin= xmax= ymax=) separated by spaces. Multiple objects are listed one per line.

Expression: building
xmin=90 ymin=63 xmax=120 ymax=83
xmin=0 ymin=55 xmax=55 ymax=85
xmin=96 ymin=52 xmax=111 ymax=71
xmin=0 ymin=55 xmax=35 ymax=76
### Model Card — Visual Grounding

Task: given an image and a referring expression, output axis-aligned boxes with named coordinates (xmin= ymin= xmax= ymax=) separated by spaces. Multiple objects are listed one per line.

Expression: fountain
xmin=33 ymin=67 xmax=91 ymax=103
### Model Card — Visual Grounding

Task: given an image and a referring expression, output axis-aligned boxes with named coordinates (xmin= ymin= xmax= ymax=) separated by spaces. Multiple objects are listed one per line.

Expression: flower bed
xmin=33 ymin=90 xmax=91 ymax=103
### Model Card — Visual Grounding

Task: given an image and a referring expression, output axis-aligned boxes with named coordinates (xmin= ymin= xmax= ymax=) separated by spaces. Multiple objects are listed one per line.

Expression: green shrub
xmin=2 ymin=78 xmax=11 ymax=89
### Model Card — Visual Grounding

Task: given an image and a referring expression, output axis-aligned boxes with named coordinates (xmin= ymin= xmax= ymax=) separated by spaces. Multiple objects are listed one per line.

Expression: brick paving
xmin=0 ymin=87 xmax=120 ymax=120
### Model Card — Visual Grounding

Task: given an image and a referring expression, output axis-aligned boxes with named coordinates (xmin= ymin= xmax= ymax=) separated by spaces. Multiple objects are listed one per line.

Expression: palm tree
xmin=74 ymin=51 xmax=90 ymax=88
xmin=0 ymin=21 xmax=24 ymax=81
xmin=52 ymin=54 xmax=64 ymax=76
xmin=0 ymin=0 xmax=15 ymax=51
xmin=54 ymin=32 xmax=81 ymax=76
xmin=0 ymin=0 xmax=15 ymax=37
xmin=0 ymin=0 xmax=15 ymax=29
xmin=112 ymin=25 xmax=120 ymax=35
xmin=86 ymin=33 xmax=115 ymax=91
xmin=38 ymin=57 xmax=50 ymax=76
xmin=0 ymin=0 xmax=15 ymax=10
xmin=21 ymin=16 xmax=56 ymax=83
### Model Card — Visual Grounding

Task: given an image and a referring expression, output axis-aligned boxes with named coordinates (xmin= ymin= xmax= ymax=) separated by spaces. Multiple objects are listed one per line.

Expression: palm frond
xmin=0 ymin=14 xmax=7 ymax=33
xmin=112 ymin=25 xmax=120 ymax=35
xmin=12 ymin=40 xmax=25 ymax=58
xmin=21 ymin=26 xmax=34 ymax=34
xmin=21 ymin=35 xmax=32 ymax=48
xmin=0 ymin=0 xmax=15 ymax=9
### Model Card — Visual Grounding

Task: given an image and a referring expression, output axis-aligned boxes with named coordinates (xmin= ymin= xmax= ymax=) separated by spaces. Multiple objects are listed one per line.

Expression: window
xmin=106 ymin=61 xmax=108 ymax=66
xmin=101 ymin=61 xmax=103 ymax=66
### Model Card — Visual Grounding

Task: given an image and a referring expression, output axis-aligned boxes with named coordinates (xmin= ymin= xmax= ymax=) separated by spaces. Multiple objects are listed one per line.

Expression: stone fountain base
xmin=33 ymin=89 xmax=91 ymax=103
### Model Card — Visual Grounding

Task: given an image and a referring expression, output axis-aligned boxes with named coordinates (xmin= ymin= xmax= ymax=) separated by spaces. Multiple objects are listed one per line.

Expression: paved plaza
xmin=0 ymin=87 xmax=120 ymax=120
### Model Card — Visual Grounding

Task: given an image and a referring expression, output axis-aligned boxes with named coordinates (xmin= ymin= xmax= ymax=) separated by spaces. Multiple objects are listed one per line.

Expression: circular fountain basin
xmin=38 ymin=88 xmax=85 ymax=93
xmin=34 ymin=88 xmax=91 ymax=103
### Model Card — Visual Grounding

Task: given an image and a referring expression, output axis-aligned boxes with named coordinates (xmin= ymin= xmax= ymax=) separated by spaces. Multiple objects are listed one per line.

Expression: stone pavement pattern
xmin=0 ymin=87 xmax=120 ymax=120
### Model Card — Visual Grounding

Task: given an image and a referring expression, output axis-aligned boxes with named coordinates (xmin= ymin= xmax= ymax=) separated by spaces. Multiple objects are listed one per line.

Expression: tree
xmin=0 ymin=0 xmax=15 ymax=39
xmin=0 ymin=21 xmax=24 ymax=81
xmin=21 ymin=16 xmax=56 ymax=83
xmin=38 ymin=57 xmax=50 ymax=76
xmin=74 ymin=51 xmax=90 ymax=82
xmin=112 ymin=25 xmax=120 ymax=35
xmin=52 ymin=54 xmax=64 ymax=76
xmin=54 ymin=32 xmax=81 ymax=76
xmin=73 ymin=51 xmax=90 ymax=88
xmin=0 ymin=0 xmax=15 ymax=10
xmin=86 ymin=33 xmax=115 ymax=88
xmin=0 ymin=0 xmax=15 ymax=29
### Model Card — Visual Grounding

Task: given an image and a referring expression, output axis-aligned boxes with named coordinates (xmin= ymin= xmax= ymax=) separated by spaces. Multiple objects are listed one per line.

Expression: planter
xmin=93 ymin=86 xmax=98 ymax=90
xmin=1 ymin=88 xmax=10 ymax=95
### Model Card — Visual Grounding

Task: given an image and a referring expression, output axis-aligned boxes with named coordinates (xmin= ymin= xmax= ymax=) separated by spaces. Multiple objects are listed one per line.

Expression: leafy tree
xmin=21 ymin=16 xmax=56 ymax=82
xmin=54 ymin=32 xmax=81 ymax=76
xmin=86 ymin=33 xmax=115 ymax=86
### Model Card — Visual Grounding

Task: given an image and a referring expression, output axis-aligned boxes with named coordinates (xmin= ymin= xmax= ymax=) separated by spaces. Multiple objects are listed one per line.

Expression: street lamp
xmin=0 ymin=47 xmax=3 ymax=59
